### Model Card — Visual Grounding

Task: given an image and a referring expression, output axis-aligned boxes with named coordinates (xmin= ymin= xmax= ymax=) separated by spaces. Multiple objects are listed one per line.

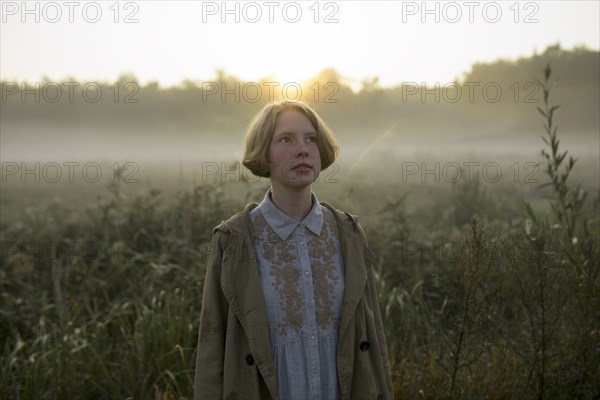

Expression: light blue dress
xmin=249 ymin=188 xmax=345 ymax=400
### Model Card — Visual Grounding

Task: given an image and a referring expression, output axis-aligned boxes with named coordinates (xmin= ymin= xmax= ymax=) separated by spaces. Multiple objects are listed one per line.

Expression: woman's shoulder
xmin=320 ymin=201 xmax=375 ymax=262
xmin=212 ymin=202 xmax=260 ymax=235
xmin=320 ymin=201 xmax=361 ymax=228
xmin=319 ymin=201 xmax=374 ymax=247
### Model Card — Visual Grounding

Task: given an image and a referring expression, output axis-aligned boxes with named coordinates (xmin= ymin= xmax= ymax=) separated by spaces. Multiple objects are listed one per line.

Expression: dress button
xmin=313 ymin=368 xmax=318 ymax=374
xmin=359 ymin=340 xmax=370 ymax=352
xmin=305 ymin=271 xmax=310 ymax=276
xmin=310 ymin=334 xmax=316 ymax=340
xmin=245 ymin=354 xmax=254 ymax=366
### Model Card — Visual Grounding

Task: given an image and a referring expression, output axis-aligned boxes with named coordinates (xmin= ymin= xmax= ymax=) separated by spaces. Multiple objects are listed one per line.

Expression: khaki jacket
xmin=194 ymin=201 xmax=394 ymax=400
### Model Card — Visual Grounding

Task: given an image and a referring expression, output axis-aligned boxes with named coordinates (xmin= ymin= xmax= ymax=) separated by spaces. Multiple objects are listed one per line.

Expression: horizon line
xmin=1 ymin=43 xmax=597 ymax=90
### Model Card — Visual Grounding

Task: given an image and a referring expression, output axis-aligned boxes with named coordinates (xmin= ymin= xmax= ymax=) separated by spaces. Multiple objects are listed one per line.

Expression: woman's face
xmin=267 ymin=109 xmax=321 ymax=190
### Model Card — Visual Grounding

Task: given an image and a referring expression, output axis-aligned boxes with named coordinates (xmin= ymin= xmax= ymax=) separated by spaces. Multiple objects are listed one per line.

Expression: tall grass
xmin=372 ymin=64 xmax=599 ymax=399
xmin=1 ymin=185 xmax=237 ymax=399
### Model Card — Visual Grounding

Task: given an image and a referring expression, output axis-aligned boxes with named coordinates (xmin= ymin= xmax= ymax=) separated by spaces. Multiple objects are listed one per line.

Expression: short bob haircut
xmin=242 ymin=100 xmax=340 ymax=178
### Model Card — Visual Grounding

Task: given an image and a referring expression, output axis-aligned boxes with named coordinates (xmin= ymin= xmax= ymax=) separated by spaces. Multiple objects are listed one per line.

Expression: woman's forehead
xmin=274 ymin=110 xmax=317 ymax=132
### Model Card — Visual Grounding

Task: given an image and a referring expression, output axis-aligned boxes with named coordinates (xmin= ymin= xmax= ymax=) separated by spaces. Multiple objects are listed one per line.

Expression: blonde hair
xmin=241 ymin=100 xmax=339 ymax=178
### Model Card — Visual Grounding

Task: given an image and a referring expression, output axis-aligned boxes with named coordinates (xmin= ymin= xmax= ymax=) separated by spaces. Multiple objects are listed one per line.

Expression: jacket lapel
xmin=219 ymin=203 xmax=280 ymax=400
xmin=321 ymin=202 xmax=376 ymax=340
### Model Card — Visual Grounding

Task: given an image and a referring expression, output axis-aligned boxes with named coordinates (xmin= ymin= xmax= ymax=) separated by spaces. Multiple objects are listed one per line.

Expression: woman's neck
xmin=269 ymin=184 xmax=314 ymax=222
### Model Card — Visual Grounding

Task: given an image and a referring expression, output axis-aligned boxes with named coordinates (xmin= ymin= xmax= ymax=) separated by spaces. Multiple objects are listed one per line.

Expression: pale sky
xmin=1 ymin=0 xmax=599 ymax=88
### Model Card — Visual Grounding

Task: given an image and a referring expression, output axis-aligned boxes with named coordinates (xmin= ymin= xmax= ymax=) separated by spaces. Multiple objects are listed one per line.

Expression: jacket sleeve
xmin=367 ymin=260 xmax=395 ymax=399
xmin=194 ymin=230 xmax=230 ymax=400
xmin=359 ymin=220 xmax=395 ymax=399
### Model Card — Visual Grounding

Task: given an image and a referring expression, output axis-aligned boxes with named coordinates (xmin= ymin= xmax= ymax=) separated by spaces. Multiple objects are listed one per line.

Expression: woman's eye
xmin=280 ymin=137 xmax=291 ymax=143
xmin=307 ymin=136 xmax=317 ymax=142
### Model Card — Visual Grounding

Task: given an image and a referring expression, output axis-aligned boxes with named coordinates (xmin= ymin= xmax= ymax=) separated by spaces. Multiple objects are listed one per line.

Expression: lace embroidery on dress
xmin=308 ymin=209 xmax=340 ymax=329
xmin=252 ymin=212 xmax=304 ymax=334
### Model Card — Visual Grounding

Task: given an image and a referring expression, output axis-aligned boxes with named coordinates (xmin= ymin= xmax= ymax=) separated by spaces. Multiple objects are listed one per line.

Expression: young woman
xmin=194 ymin=100 xmax=393 ymax=400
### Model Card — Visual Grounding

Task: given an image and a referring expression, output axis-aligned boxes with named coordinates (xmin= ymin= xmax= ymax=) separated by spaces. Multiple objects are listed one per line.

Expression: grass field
xmin=1 ymin=69 xmax=599 ymax=399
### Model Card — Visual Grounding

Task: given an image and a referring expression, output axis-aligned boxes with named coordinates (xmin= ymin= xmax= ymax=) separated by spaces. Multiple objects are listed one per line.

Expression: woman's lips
xmin=292 ymin=163 xmax=312 ymax=170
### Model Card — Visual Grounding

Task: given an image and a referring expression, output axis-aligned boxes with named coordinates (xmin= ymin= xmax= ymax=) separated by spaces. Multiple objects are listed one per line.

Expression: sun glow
xmin=0 ymin=2 xmax=598 ymax=88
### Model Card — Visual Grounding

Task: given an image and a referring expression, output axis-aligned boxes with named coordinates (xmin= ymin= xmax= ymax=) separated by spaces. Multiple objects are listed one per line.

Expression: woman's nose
xmin=296 ymin=141 xmax=309 ymax=156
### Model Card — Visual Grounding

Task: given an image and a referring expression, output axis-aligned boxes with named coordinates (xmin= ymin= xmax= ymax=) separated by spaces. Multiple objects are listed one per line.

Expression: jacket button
xmin=359 ymin=340 xmax=370 ymax=352
xmin=376 ymin=394 xmax=383 ymax=400
xmin=245 ymin=354 xmax=254 ymax=366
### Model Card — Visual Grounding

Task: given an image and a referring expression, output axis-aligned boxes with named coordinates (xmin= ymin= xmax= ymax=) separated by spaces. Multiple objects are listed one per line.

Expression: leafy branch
xmin=535 ymin=63 xmax=587 ymax=243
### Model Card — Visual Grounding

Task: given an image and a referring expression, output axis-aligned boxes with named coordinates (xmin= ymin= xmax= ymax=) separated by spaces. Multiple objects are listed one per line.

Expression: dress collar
xmin=252 ymin=187 xmax=324 ymax=241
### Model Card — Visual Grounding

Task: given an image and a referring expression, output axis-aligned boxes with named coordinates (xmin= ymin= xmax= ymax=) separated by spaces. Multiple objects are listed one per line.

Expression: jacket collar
xmin=215 ymin=200 xmax=375 ymax=400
